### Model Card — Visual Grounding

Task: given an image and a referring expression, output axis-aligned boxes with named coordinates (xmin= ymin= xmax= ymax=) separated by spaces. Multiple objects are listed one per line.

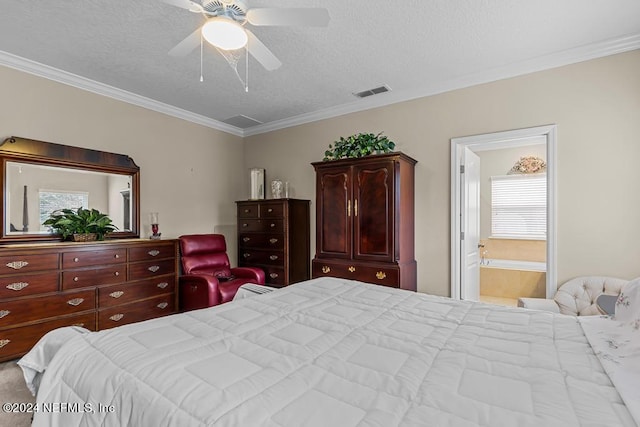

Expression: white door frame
xmin=450 ymin=124 xmax=557 ymax=300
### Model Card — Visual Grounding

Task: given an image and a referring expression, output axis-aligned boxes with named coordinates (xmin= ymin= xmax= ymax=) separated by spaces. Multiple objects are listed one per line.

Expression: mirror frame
xmin=0 ymin=136 xmax=140 ymax=243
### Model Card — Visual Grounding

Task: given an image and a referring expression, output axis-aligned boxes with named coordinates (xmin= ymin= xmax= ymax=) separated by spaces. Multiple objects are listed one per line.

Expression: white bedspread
xmin=29 ymin=278 xmax=637 ymax=426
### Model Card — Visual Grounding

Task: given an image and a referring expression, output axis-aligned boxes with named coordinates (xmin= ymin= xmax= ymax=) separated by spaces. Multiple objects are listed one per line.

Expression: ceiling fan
xmin=162 ymin=0 xmax=330 ymax=71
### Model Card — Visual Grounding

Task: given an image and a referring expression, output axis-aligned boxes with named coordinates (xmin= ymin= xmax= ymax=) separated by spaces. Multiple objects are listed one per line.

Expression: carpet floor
xmin=0 ymin=360 xmax=35 ymax=427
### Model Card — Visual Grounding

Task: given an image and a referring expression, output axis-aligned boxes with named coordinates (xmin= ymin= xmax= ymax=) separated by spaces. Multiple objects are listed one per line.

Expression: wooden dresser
xmin=311 ymin=152 xmax=417 ymax=290
xmin=0 ymin=239 xmax=178 ymax=362
xmin=236 ymin=199 xmax=310 ymax=288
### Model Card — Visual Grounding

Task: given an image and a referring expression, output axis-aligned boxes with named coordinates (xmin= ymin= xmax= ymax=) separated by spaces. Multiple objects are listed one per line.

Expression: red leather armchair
xmin=178 ymin=234 xmax=265 ymax=311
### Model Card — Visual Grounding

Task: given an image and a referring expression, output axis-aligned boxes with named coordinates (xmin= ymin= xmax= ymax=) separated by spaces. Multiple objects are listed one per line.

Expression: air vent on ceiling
xmin=353 ymin=85 xmax=391 ymax=98
xmin=221 ymin=115 xmax=263 ymax=129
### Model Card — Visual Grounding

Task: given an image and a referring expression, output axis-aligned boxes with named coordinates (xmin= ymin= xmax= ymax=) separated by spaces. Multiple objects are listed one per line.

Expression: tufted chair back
xmin=180 ymin=234 xmax=232 ymax=278
xmin=554 ymin=276 xmax=628 ymax=316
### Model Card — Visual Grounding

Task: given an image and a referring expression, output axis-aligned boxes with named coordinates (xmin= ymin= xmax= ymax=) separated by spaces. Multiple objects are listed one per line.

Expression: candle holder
xmin=150 ymin=212 xmax=161 ymax=240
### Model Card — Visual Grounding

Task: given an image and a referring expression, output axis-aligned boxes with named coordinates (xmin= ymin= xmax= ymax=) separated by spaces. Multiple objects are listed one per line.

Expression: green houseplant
xmin=43 ymin=207 xmax=118 ymax=241
xmin=323 ymin=132 xmax=396 ymax=161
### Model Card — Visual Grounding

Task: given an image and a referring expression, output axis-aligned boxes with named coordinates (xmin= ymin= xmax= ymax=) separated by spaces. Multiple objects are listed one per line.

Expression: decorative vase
xmin=271 ymin=179 xmax=283 ymax=199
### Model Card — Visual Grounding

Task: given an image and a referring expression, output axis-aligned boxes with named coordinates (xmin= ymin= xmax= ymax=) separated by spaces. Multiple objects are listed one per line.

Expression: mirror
xmin=0 ymin=136 xmax=140 ymax=242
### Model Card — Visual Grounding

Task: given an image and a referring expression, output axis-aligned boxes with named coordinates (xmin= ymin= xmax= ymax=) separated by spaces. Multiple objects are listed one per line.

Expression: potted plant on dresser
xmin=43 ymin=207 xmax=118 ymax=241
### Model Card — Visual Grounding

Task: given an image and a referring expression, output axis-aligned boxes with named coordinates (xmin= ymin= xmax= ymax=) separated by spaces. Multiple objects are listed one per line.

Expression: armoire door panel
xmin=318 ymin=169 xmax=352 ymax=258
xmin=354 ymin=163 xmax=394 ymax=262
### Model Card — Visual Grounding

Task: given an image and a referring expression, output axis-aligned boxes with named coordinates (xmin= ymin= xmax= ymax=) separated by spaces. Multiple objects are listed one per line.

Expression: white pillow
xmin=615 ymin=277 xmax=640 ymax=324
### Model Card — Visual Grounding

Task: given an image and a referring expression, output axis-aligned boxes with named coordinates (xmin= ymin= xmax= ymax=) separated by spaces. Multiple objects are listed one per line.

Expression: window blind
xmin=491 ymin=174 xmax=546 ymax=239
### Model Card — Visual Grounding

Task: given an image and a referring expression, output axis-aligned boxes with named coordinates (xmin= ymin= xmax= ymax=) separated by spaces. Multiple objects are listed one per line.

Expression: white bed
xmin=22 ymin=277 xmax=639 ymax=426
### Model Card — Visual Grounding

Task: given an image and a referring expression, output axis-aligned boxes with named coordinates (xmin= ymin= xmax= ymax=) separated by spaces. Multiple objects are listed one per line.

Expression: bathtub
xmin=481 ymin=258 xmax=546 ymax=272
xmin=480 ymin=259 xmax=546 ymax=298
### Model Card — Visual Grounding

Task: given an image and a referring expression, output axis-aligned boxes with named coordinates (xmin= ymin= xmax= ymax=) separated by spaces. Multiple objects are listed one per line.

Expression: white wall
xmin=0 ymin=65 xmax=245 ymax=243
xmin=244 ymin=50 xmax=640 ymax=296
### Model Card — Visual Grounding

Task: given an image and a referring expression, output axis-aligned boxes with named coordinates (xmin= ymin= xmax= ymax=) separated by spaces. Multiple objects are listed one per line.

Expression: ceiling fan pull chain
xmin=200 ymin=33 xmax=204 ymax=82
xmin=245 ymin=45 xmax=249 ymax=92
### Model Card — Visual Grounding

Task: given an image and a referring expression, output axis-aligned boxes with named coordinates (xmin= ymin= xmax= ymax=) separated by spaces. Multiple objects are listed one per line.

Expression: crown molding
xmin=1 ymin=32 xmax=639 ymax=139
xmin=243 ymin=32 xmax=640 ymax=137
xmin=0 ymin=51 xmax=244 ymax=137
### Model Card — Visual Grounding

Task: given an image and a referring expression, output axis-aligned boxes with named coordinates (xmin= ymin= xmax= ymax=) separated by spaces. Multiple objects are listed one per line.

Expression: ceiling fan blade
xmin=246 ymin=30 xmax=282 ymax=71
xmin=168 ymin=28 xmax=201 ymax=57
xmin=246 ymin=8 xmax=330 ymax=27
xmin=161 ymin=0 xmax=203 ymax=12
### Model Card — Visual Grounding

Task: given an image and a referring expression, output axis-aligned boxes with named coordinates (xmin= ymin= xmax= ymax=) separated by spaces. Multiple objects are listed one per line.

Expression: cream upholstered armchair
xmin=518 ymin=276 xmax=628 ymax=316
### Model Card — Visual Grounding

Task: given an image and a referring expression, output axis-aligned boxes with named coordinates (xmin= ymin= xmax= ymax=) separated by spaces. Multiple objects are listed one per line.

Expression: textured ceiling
xmin=1 ymin=0 xmax=639 ymax=136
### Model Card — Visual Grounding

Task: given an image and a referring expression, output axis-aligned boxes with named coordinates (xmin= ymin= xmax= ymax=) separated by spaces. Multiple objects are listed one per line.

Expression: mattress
xmin=27 ymin=277 xmax=637 ymax=426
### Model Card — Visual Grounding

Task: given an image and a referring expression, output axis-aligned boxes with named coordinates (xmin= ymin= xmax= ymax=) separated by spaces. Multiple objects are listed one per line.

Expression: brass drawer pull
xmin=376 ymin=271 xmax=387 ymax=280
xmin=157 ymin=282 xmax=169 ymax=289
xmin=244 ymin=209 xmax=250 ymax=213
xmin=73 ymin=257 xmax=80 ymax=262
xmin=109 ymin=314 xmax=124 ymax=322
xmin=67 ymin=298 xmax=84 ymax=306
xmin=270 ymin=223 xmax=276 ymax=228
xmin=267 ymin=208 xmax=273 ymax=213
xmin=114 ymin=254 xmax=120 ymax=259
xmin=243 ymin=237 xmax=251 ymax=242
xmin=348 ymin=266 xmax=356 ymax=273
xmin=148 ymin=250 xmax=160 ymax=257
xmin=322 ymin=266 xmax=330 ymax=273
xmin=157 ymin=302 xmax=168 ymax=309
xmin=6 ymin=282 xmax=29 ymax=291
xmin=6 ymin=260 xmax=28 ymax=270
xmin=148 ymin=265 xmax=160 ymax=273
xmin=0 ymin=310 xmax=10 ymax=319
xmin=0 ymin=339 xmax=10 ymax=348
xmin=114 ymin=271 xmax=120 ymax=276
xmin=269 ymin=255 xmax=279 ymax=261
xmin=269 ymin=273 xmax=279 ymax=279
xmin=242 ymin=223 xmax=248 ymax=228
xmin=109 ymin=291 xmax=124 ymax=299
xmin=73 ymin=277 xmax=79 ymax=282
xmin=243 ymin=253 xmax=251 ymax=258
xmin=269 ymin=238 xmax=278 ymax=244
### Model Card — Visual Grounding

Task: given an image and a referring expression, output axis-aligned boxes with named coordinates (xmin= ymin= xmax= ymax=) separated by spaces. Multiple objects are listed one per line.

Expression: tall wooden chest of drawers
xmin=0 ymin=239 xmax=178 ymax=362
xmin=236 ymin=199 xmax=310 ymax=288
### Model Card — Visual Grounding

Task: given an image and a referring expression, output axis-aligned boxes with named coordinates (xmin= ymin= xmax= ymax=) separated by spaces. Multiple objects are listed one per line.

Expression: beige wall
xmin=245 ymin=50 xmax=640 ymax=296
xmin=2 ymin=50 xmax=639 ymax=292
xmin=0 ymin=66 xmax=245 ymax=249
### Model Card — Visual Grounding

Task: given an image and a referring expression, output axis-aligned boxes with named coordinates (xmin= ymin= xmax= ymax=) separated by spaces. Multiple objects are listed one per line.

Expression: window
xmin=39 ymin=190 xmax=89 ymax=231
xmin=491 ymin=174 xmax=546 ymax=239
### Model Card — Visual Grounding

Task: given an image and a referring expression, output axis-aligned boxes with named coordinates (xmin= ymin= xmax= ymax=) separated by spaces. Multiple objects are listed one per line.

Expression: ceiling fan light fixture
xmin=201 ymin=17 xmax=248 ymax=50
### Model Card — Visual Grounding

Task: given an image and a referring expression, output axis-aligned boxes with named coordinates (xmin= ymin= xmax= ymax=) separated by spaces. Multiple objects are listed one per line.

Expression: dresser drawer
xmin=240 ymin=250 xmax=285 ymax=266
xmin=62 ymin=265 xmax=126 ymax=290
xmin=238 ymin=203 xmax=259 ymax=218
xmin=98 ymin=294 xmax=175 ymax=330
xmin=62 ymin=248 xmax=126 ymax=269
xmin=0 ymin=272 xmax=59 ymax=299
xmin=238 ymin=219 xmax=284 ymax=233
xmin=129 ymin=259 xmax=176 ymax=281
xmin=259 ymin=202 xmax=284 ymax=218
xmin=263 ymin=267 xmax=286 ymax=287
xmin=0 ymin=253 xmax=58 ymax=274
xmin=239 ymin=233 xmax=285 ymax=250
xmin=312 ymin=260 xmax=399 ymax=288
xmin=128 ymin=244 xmax=176 ymax=262
xmin=98 ymin=276 xmax=176 ymax=308
xmin=0 ymin=289 xmax=95 ymax=327
xmin=0 ymin=312 xmax=96 ymax=361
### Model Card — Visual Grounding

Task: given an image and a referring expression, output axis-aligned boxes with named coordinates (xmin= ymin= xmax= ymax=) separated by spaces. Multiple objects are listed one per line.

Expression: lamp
xmin=201 ymin=17 xmax=248 ymax=50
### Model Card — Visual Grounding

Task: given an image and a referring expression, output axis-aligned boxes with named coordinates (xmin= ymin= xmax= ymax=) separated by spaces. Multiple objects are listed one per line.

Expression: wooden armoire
xmin=311 ymin=152 xmax=417 ymax=291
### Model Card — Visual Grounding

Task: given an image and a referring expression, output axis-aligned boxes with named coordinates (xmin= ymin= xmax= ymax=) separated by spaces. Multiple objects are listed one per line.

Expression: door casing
xmin=450 ymin=125 xmax=557 ymax=300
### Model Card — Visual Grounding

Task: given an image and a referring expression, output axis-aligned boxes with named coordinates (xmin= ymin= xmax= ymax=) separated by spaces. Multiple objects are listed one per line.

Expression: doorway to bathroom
xmin=450 ymin=125 xmax=557 ymax=306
